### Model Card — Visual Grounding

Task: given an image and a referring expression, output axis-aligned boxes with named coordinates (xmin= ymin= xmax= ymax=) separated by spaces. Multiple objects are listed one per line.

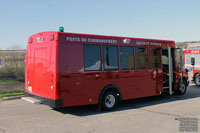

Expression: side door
xmin=162 ymin=47 xmax=173 ymax=95
xmin=134 ymin=46 xmax=159 ymax=97
xmin=148 ymin=47 xmax=163 ymax=95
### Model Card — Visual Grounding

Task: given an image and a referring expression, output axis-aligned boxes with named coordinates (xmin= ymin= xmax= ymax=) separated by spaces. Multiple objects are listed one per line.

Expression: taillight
xmin=26 ymin=71 xmax=29 ymax=89
xmin=50 ymin=74 xmax=54 ymax=90
xmin=26 ymin=71 xmax=29 ymax=82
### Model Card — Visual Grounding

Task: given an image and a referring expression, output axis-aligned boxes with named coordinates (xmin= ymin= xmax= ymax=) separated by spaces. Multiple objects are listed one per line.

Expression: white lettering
xmin=136 ymin=41 xmax=149 ymax=45
xmin=66 ymin=37 xmax=80 ymax=42
xmin=66 ymin=36 xmax=117 ymax=44
xmin=191 ymin=50 xmax=200 ymax=54
xmin=81 ymin=38 xmax=87 ymax=42
xmin=87 ymin=38 xmax=117 ymax=44
xmin=150 ymin=42 xmax=161 ymax=46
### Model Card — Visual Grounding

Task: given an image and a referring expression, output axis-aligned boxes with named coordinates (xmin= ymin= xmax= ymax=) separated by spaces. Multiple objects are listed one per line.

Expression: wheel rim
xmin=179 ymin=82 xmax=185 ymax=93
xmin=105 ymin=95 xmax=115 ymax=108
xmin=195 ymin=75 xmax=200 ymax=85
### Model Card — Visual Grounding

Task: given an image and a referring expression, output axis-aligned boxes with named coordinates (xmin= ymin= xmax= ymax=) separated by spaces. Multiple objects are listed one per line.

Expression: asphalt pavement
xmin=0 ymin=83 xmax=200 ymax=133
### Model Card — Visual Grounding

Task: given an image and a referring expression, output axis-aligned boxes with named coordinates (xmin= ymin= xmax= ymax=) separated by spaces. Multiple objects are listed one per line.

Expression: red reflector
xmin=49 ymin=34 xmax=54 ymax=41
xmin=28 ymin=37 xmax=33 ymax=43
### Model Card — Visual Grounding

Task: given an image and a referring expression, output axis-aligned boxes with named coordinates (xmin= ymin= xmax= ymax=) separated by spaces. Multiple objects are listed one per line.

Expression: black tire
xmin=194 ymin=73 xmax=200 ymax=86
xmin=101 ymin=91 xmax=118 ymax=111
xmin=175 ymin=81 xmax=187 ymax=95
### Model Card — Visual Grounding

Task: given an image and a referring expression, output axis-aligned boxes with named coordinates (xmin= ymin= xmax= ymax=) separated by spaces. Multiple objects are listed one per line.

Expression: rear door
xmin=32 ymin=47 xmax=49 ymax=97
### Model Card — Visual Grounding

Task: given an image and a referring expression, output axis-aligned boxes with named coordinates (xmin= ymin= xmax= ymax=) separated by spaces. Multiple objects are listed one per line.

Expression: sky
xmin=0 ymin=0 xmax=199 ymax=49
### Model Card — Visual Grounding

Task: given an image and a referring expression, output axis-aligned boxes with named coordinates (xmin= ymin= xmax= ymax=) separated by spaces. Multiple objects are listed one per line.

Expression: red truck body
xmin=25 ymin=31 xmax=188 ymax=108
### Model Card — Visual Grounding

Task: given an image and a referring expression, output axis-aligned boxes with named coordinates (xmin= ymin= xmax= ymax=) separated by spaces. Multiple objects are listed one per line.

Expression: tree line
xmin=0 ymin=44 xmax=26 ymax=82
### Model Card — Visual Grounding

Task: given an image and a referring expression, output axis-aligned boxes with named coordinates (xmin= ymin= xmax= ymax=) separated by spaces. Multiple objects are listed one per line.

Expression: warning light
xmin=123 ymin=39 xmax=131 ymax=44
xmin=59 ymin=26 xmax=64 ymax=32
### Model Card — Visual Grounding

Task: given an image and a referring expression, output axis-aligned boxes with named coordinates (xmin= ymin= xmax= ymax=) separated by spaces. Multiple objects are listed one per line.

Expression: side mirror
xmin=191 ymin=57 xmax=195 ymax=66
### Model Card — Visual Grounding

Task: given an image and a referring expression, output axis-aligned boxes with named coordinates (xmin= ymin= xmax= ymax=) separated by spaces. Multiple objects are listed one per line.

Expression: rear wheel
xmin=101 ymin=91 xmax=118 ymax=111
xmin=175 ymin=81 xmax=187 ymax=95
xmin=194 ymin=73 xmax=200 ymax=86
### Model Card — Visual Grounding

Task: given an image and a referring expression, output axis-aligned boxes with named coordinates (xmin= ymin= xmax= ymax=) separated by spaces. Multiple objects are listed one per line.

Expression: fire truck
xmin=24 ymin=27 xmax=189 ymax=111
xmin=184 ymin=43 xmax=200 ymax=86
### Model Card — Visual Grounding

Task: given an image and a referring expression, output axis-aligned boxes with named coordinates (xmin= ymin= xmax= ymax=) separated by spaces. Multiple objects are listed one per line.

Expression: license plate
xmin=28 ymin=86 xmax=32 ymax=92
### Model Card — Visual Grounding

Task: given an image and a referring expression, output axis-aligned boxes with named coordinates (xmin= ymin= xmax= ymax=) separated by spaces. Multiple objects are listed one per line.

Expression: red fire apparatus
xmin=25 ymin=28 xmax=189 ymax=110
xmin=184 ymin=44 xmax=200 ymax=86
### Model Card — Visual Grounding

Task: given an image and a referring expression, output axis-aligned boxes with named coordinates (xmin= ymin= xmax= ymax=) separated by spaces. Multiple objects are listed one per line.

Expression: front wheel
xmin=175 ymin=81 xmax=187 ymax=95
xmin=194 ymin=73 xmax=200 ymax=86
xmin=101 ymin=91 xmax=118 ymax=111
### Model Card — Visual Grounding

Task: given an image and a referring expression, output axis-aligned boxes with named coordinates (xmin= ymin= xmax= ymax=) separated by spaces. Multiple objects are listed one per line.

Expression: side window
xmin=185 ymin=54 xmax=192 ymax=65
xmin=135 ymin=47 xmax=148 ymax=69
xmin=175 ymin=48 xmax=181 ymax=67
xmin=149 ymin=47 xmax=161 ymax=69
xmin=120 ymin=46 xmax=134 ymax=70
xmin=162 ymin=49 xmax=169 ymax=65
xmin=194 ymin=54 xmax=200 ymax=65
xmin=84 ymin=44 xmax=101 ymax=71
xmin=103 ymin=45 xmax=119 ymax=70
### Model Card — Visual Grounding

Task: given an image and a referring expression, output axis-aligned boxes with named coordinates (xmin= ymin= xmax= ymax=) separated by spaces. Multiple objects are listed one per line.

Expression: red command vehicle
xmin=184 ymin=46 xmax=200 ymax=86
xmin=25 ymin=29 xmax=189 ymax=110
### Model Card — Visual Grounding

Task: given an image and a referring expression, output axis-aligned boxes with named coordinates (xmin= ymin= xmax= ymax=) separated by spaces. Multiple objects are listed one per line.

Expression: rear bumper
xmin=25 ymin=92 xmax=63 ymax=108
